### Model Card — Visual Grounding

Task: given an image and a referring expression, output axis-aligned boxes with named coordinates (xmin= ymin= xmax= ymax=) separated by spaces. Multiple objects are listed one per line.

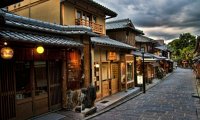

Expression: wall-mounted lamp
xmin=1 ymin=47 xmax=14 ymax=59
xmin=36 ymin=46 xmax=44 ymax=54
xmin=1 ymin=42 xmax=14 ymax=59
xmin=94 ymin=62 xmax=100 ymax=68
xmin=4 ymin=42 xmax=7 ymax=46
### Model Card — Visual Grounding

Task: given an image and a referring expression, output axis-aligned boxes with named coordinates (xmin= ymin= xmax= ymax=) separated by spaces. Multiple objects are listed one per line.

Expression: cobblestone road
xmin=90 ymin=68 xmax=199 ymax=120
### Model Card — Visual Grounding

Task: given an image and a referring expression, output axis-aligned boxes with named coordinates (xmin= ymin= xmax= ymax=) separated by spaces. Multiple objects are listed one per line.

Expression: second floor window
xmin=77 ymin=10 xmax=81 ymax=19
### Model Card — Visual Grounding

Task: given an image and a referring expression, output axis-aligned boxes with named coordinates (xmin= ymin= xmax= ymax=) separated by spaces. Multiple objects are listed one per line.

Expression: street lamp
xmin=141 ymin=51 xmax=146 ymax=93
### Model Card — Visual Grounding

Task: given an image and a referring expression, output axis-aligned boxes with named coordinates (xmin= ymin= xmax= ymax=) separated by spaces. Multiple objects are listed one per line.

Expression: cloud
xmin=94 ymin=0 xmax=200 ymax=41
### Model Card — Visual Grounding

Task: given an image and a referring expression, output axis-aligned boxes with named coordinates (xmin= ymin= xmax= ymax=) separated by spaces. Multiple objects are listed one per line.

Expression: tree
xmin=168 ymin=33 xmax=196 ymax=66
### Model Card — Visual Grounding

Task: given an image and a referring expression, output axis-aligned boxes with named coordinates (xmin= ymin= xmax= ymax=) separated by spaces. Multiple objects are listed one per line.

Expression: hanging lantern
xmin=36 ymin=46 xmax=44 ymax=54
xmin=1 ymin=47 xmax=14 ymax=59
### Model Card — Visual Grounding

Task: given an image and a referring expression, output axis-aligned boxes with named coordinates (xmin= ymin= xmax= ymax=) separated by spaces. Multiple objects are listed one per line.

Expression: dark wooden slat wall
xmin=49 ymin=61 xmax=62 ymax=110
xmin=0 ymin=60 xmax=16 ymax=120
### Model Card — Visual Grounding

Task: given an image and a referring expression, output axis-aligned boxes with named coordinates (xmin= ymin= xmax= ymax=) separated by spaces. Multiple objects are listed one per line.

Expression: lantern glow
xmin=1 ymin=47 xmax=14 ymax=59
xmin=36 ymin=46 xmax=44 ymax=54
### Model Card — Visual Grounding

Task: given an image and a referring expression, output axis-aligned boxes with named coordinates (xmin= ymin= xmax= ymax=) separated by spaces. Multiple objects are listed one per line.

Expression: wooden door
xmin=111 ymin=63 xmax=119 ymax=94
xmin=0 ymin=60 xmax=16 ymax=120
xmin=102 ymin=80 xmax=110 ymax=98
xmin=101 ymin=63 xmax=110 ymax=98
xmin=48 ymin=61 xmax=62 ymax=111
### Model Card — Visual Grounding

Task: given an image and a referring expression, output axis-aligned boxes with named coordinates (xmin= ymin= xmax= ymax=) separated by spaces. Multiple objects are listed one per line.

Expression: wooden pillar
xmin=61 ymin=49 xmax=67 ymax=108
xmin=134 ymin=56 xmax=137 ymax=86
xmin=125 ymin=55 xmax=127 ymax=91
xmin=83 ymin=36 xmax=91 ymax=88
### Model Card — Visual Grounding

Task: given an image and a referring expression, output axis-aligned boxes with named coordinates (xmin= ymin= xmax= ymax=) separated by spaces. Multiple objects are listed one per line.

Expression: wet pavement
xmin=89 ymin=68 xmax=199 ymax=120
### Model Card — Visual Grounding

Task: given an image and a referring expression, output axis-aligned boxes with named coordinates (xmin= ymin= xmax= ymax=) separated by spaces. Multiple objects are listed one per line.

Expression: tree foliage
xmin=167 ymin=33 xmax=196 ymax=65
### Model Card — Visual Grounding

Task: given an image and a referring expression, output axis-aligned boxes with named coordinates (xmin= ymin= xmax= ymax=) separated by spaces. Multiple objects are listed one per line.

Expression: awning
xmin=132 ymin=51 xmax=154 ymax=58
xmin=0 ymin=30 xmax=83 ymax=47
xmin=91 ymin=36 xmax=136 ymax=49
xmin=153 ymin=55 xmax=166 ymax=60
xmin=143 ymin=58 xmax=158 ymax=62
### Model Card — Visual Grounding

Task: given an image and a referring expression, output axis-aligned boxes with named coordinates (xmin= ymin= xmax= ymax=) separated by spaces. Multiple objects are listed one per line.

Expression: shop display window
xmin=15 ymin=61 xmax=31 ymax=99
xmin=102 ymin=63 xmax=108 ymax=80
xmin=127 ymin=62 xmax=133 ymax=81
xmin=34 ymin=61 xmax=47 ymax=96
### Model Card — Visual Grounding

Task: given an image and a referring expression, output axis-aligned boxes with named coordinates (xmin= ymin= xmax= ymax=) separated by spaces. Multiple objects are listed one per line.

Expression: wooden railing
xmin=75 ymin=19 xmax=103 ymax=34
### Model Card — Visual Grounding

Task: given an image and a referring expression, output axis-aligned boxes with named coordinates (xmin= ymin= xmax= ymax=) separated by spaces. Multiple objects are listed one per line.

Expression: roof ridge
xmin=137 ymin=35 xmax=154 ymax=40
xmin=106 ymin=18 xmax=130 ymax=24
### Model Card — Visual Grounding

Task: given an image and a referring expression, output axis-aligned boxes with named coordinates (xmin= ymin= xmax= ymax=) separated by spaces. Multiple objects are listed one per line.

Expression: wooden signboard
xmin=107 ymin=51 xmax=117 ymax=61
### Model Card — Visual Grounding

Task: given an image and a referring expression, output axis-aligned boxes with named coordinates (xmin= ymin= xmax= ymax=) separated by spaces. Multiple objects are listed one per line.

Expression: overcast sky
xmin=94 ymin=0 xmax=200 ymax=43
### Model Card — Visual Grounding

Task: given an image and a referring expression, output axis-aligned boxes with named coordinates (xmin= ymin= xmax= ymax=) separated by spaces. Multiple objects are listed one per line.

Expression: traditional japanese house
xmin=135 ymin=35 xmax=159 ymax=84
xmin=106 ymin=18 xmax=143 ymax=90
xmin=8 ymin=0 xmax=136 ymax=103
xmin=154 ymin=40 xmax=173 ymax=74
xmin=0 ymin=9 xmax=98 ymax=120
xmin=91 ymin=36 xmax=135 ymax=99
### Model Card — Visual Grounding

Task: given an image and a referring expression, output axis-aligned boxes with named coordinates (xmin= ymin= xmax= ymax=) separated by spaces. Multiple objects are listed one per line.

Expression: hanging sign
xmin=1 ymin=47 xmax=14 ymax=59
xmin=107 ymin=51 xmax=117 ymax=61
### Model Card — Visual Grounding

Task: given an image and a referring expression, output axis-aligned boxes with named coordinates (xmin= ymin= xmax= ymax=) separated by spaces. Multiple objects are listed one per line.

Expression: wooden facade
xmin=92 ymin=46 xmax=134 ymax=100
xmin=8 ymin=0 xmax=117 ymax=35
xmin=0 ymin=46 xmax=83 ymax=120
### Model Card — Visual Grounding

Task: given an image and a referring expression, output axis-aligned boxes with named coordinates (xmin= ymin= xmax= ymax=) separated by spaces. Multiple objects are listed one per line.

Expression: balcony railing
xmin=75 ymin=19 xmax=103 ymax=34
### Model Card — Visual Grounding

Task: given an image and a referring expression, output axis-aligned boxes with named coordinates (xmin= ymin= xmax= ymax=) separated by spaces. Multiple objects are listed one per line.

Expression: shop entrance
xmin=111 ymin=63 xmax=119 ymax=94
xmin=101 ymin=62 xmax=119 ymax=98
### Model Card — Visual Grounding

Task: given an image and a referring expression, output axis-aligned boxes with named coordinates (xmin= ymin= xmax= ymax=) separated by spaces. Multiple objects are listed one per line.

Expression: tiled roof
xmin=61 ymin=0 xmax=117 ymax=18
xmin=132 ymin=51 xmax=154 ymax=58
xmin=106 ymin=18 xmax=143 ymax=34
xmin=91 ymin=36 xmax=135 ymax=49
xmin=155 ymin=45 xmax=169 ymax=52
xmin=106 ymin=18 xmax=133 ymax=30
xmin=0 ymin=9 xmax=98 ymax=36
xmin=0 ymin=29 xmax=83 ymax=47
xmin=135 ymin=35 xmax=155 ymax=43
xmin=132 ymin=51 xmax=167 ymax=60
xmin=87 ymin=0 xmax=117 ymax=18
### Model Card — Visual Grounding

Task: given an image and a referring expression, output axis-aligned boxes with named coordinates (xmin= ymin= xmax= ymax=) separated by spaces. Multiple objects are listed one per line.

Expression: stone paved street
xmin=90 ymin=68 xmax=199 ymax=120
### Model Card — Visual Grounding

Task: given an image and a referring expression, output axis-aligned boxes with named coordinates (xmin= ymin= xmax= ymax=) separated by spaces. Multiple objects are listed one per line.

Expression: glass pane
xmin=34 ymin=61 xmax=47 ymax=96
xmin=121 ymin=63 xmax=126 ymax=82
xmin=93 ymin=16 xmax=97 ymax=23
xmin=76 ymin=11 xmax=81 ymax=19
xmin=15 ymin=61 xmax=31 ymax=99
xmin=102 ymin=63 xmax=108 ymax=80
xmin=127 ymin=62 xmax=133 ymax=81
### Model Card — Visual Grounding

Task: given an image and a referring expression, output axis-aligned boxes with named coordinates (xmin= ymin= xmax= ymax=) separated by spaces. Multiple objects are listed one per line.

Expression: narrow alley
xmin=89 ymin=68 xmax=199 ymax=120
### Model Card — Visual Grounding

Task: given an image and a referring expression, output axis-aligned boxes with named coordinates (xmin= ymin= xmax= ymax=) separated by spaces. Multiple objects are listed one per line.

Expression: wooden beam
xmin=61 ymin=49 xmax=67 ymax=108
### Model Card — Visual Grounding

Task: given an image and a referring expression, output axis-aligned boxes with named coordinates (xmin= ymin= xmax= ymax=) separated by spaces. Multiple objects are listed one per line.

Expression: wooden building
xmin=6 ymin=0 xmax=138 ymax=108
xmin=154 ymin=42 xmax=173 ymax=74
xmin=135 ymin=35 xmax=159 ymax=84
xmin=91 ymin=36 xmax=135 ymax=99
xmin=106 ymin=18 xmax=143 ymax=89
xmin=8 ymin=0 xmax=117 ymax=35
xmin=0 ymin=9 xmax=97 ymax=120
